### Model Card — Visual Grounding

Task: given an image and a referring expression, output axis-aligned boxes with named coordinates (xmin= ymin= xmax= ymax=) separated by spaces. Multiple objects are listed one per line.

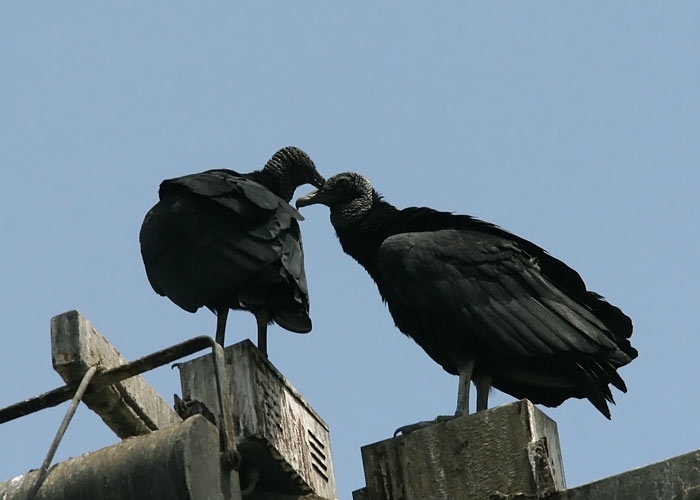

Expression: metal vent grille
xmin=307 ymin=429 xmax=329 ymax=482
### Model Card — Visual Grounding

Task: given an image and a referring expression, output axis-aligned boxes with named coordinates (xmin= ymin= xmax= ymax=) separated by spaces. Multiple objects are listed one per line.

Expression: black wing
xmin=376 ymin=229 xmax=634 ymax=415
xmin=140 ymin=170 xmax=311 ymax=332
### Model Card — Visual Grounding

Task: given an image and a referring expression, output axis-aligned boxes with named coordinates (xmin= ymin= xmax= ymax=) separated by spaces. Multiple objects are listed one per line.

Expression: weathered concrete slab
xmin=0 ymin=415 xmax=240 ymax=500
xmin=551 ymin=449 xmax=700 ymax=500
xmin=355 ymin=399 xmax=565 ymax=500
xmin=352 ymin=488 xmax=369 ymax=500
xmin=50 ymin=310 xmax=181 ymax=438
xmin=248 ymin=494 xmax=337 ymax=500
xmin=179 ymin=340 xmax=336 ymax=499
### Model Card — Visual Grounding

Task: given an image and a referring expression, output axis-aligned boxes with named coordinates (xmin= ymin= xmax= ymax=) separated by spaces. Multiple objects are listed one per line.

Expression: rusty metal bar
xmin=26 ymin=365 xmax=98 ymax=500
xmin=1 ymin=335 xmax=212 ymax=424
xmin=0 ymin=335 xmax=239 ymax=473
xmin=209 ymin=341 xmax=240 ymax=470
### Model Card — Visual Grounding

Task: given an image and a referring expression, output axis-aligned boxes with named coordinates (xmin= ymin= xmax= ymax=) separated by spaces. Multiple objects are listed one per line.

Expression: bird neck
xmin=246 ymin=168 xmax=295 ymax=202
xmin=334 ymin=197 xmax=401 ymax=277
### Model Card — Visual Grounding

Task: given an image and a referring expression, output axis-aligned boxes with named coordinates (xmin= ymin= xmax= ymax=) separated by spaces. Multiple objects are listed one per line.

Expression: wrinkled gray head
xmin=295 ymin=172 xmax=374 ymax=227
xmin=262 ymin=146 xmax=325 ymax=202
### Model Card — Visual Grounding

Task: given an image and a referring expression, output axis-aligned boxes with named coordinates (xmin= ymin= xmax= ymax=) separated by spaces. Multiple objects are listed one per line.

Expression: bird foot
xmin=174 ymin=394 xmax=217 ymax=425
xmin=393 ymin=415 xmax=456 ymax=436
xmin=239 ymin=467 xmax=260 ymax=497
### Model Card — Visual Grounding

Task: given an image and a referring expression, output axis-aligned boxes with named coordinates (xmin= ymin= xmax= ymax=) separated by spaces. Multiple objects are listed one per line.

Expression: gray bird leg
xmin=255 ymin=310 xmax=271 ymax=358
xmin=455 ymin=358 xmax=476 ymax=416
xmin=474 ymin=371 xmax=492 ymax=412
xmin=395 ymin=357 xmax=477 ymax=436
xmin=215 ymin=307 xmax=229 ymax=346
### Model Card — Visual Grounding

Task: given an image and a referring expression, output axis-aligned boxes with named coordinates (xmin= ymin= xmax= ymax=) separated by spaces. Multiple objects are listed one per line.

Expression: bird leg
xmin=255 ymin=309 xmax=271 ymax=358
xmin=455 ymin=358 xmax=476 ymax=416
xmin=215 ymin=307 xmax=229 ymax=346
xmin=474 ymin=371 xmax=492 ymax=412
xmin=394 ymin=358 xmax=476 ymax=436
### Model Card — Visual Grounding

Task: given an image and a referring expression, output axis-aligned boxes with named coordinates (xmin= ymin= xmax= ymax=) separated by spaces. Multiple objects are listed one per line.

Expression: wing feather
xmin=377 ymin=229 xmax=619 ymax=359
xmin=141 ymin=169 xmax=310 ymax=321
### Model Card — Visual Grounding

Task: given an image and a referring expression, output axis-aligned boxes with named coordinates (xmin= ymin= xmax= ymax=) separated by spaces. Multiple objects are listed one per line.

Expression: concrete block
xmin=352 ymin=488 xmax=369 ymax=500
xmin=178 ymin=340 xmax=336 ymax=499
xmin=50 ymin=310 xmax=182 ymax=438
xmin=355 ymin=400 xmax=565 ymax=500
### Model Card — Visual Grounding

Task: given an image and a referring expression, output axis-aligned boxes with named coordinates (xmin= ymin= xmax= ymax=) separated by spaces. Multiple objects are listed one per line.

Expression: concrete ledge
xmin=552 ymin=449 xmax=700 ymax=500
xmin=0 ymin=416 xmax=239 ymax=500
xmin=50 ymin=310 xmax=181 ymax=438
xmin=354 ymin=400 xmax=565 ymax=500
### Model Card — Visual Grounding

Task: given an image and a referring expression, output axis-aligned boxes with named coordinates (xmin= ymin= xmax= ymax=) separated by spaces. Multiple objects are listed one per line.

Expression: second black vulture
xmin=140 ymin=146 xmax=324 ymax=355
xmin=296 ymin=172 xmax=637 ymax=420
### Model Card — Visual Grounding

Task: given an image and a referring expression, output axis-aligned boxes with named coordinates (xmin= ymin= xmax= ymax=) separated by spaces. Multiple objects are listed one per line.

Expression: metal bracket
xmin=0 ymin=335 xmax=240 ymax=472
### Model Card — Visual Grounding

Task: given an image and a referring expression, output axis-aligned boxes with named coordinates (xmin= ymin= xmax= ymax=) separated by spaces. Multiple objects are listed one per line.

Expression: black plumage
xmin=296 ymin=172 xmax=637 ymax=418
xmin=140 ymin=146 xmax=324 ymax=355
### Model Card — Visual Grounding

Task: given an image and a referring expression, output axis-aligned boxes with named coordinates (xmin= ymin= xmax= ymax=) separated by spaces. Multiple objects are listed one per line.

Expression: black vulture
xmin=296 ymin=172 xmax=637 ymax=420
xmin=140 ymin=146 xmax=324 ymax=355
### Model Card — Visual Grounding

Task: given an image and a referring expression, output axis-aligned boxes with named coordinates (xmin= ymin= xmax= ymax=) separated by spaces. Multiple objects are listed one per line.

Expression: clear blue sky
xmin=1 ymin=3 xmax=699 ymax=498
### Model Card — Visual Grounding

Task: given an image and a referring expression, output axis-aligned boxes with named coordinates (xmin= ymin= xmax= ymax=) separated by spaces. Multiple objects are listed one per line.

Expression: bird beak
xmin=312 ymin=172 xmax=326 ymax=188
xmin=295 ymin=188 xmax=324 ymax=209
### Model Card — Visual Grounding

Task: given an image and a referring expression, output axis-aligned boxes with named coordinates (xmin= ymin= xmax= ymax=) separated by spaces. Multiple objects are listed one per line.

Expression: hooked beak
xmin=311 ymin=171 xmax=325 ymax=188
xmin=295 ymin=187 xmax=326 ymax=209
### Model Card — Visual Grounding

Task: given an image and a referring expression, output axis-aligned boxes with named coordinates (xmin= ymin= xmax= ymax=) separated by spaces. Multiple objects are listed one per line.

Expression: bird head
xmin=296 ymin=172 xmax=375 ymax=226
xmin=266 ymin=146 xmax=325 ymax=190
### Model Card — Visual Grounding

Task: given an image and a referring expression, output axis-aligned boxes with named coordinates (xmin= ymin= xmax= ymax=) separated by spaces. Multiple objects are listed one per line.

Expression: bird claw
xmin=239 ymin=467 xmax=260 ymax=497
xmin=174 ymin=394 xmax=217 ymax=425
xmin=393 ymin=415 xmax=456 ymax=436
